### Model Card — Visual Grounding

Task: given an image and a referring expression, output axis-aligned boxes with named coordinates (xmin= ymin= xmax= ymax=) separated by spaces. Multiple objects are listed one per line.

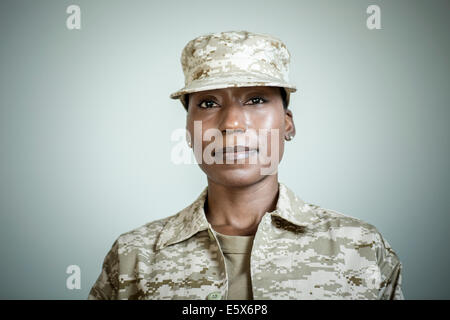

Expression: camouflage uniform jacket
xmin=88 ymin=182 xmax=404 ymax=300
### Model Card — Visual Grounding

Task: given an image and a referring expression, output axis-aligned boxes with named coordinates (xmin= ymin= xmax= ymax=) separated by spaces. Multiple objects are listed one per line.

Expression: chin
xmin=201 ymin=164 xmax=267 ymax=188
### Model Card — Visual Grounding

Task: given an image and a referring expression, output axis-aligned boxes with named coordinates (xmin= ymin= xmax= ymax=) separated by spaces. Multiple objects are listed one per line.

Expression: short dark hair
xmin=279 ymin=87 xmax=288 ymax=109
xmin=183 ymin=87 xmax=288 ymax=111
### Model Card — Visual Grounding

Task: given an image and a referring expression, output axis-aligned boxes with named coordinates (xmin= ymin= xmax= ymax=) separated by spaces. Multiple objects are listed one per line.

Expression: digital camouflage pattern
xmin=88 ymin=182 xmax=404 ymax=300
xmin=169 ymin=30 xmax=297 ymax=109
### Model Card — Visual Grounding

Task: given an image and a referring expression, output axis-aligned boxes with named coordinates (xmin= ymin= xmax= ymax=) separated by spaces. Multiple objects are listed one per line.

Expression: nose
xmin=218 ymin=101 xmax=249 ymax=135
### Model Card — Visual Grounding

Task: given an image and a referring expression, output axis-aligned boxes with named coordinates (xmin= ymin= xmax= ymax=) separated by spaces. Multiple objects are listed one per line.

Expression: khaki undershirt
xmin=214 ymin=231 xmax=255 ymax=300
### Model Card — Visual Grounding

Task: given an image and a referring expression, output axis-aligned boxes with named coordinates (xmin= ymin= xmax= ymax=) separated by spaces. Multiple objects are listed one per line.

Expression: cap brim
xmin=169 ymin=72 xmax=297 ymax=100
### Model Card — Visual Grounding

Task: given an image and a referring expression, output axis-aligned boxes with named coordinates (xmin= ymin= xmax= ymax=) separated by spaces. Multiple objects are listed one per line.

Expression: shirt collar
xmin=155 ymin=182 xmax=319 ymax=250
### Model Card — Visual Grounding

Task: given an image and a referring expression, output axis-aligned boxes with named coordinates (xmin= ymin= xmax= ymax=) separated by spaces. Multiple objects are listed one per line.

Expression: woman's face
xmin=186 ymin=86 xmax=295 ymax=188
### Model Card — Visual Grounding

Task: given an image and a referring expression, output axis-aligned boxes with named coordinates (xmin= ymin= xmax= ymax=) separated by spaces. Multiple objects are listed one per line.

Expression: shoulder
xmin=114 ymin=214 xmax=175 ymax=255
xmin=303 ymin=201 xmax=400 ymax=263
xmin=302 ymin=202 xmax=404 ymax=298
xmin=279 ymin=182 xmax=380 ymax=239
xmin=310 ymin=203 xmax=380 ymax=235
xmin=110 ymin=185 xmax=209 ymax=257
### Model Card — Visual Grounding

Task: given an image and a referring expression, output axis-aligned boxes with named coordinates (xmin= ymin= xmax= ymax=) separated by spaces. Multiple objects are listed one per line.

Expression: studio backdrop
xmin=0 ymin=0 xmax=449 ymax=299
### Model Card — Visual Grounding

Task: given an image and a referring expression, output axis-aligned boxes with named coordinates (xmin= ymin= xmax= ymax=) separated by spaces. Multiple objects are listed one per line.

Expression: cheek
xmin=254 ymin=110 xmax=285 ymax=161
xmin=185 ymin=121 xmax=194 ymax=143
xmin=264 ymin=129 xmax=284 ymax=158
xmin=253 ymin=108 xmax=285 ymax=130
xmin=254 ymin=109 xmax=285 ymax=137
xmin=277 ymin=134 xmax=285 ymax=159
xmin=258 ymin=113 xmax=276 ymax=129
xmin=186 ymin=111 xmax=193 ymax=131
xmin=186 ymin=115 xmax=208 ymax=147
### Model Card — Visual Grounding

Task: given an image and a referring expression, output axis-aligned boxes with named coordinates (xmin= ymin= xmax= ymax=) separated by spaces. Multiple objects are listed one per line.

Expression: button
xmin=206 ymin=292 xmax=222 ymax=300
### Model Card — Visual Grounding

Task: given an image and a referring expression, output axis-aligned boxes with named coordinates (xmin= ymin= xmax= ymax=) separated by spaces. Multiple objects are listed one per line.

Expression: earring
xmin=285 ymin=135 xmax=293 ymax=141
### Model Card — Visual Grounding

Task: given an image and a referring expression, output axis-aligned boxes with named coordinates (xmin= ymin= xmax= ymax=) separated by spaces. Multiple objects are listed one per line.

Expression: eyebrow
xmin=242 ymin=89 xmax=272 ymax=97
xmin=193 ymin=88 xmax=272 ymax=101
xmin=192 ymin=93 xmax=220 ymax=101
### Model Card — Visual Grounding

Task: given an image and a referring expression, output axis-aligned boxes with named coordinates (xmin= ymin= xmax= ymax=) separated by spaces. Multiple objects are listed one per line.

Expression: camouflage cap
xmin=169 ymin=30 xmax=297 ymax=109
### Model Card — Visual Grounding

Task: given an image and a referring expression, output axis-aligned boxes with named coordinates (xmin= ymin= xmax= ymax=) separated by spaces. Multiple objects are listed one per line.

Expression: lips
xmin=213 ymin=145 xmax=258 ymax=156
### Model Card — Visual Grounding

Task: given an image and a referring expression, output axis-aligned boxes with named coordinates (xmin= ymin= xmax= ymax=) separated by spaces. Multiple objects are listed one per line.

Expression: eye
xmin=244 ymin=96 xmax=267 ymax=105
xmin=198 ymin=99 xmax=220 ymax=108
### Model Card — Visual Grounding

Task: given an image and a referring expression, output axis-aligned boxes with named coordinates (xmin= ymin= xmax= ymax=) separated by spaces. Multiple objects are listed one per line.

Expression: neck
xmin=204 ymin=175 xmax=279 ymax=236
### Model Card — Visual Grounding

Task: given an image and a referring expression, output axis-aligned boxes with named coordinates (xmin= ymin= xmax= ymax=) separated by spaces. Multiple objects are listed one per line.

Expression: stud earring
xmin=285 ymin=135 xmax=293 ymax=141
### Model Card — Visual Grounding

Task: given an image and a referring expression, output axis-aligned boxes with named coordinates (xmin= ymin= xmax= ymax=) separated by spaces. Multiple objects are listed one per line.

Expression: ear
xmin=284 ymin=108 xmax=296 ymax=140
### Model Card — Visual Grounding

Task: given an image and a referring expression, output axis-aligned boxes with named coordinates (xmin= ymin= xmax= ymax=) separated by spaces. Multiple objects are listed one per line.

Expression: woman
xmin=88 ymin=31 xmax=404 ymax=300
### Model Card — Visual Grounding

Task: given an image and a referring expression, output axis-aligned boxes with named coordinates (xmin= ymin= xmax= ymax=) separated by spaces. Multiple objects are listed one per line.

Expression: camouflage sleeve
xmin=88 ymin=240 xmax=120 ymax=300
xmin=375 ymin=232 xmax=405 ymax=300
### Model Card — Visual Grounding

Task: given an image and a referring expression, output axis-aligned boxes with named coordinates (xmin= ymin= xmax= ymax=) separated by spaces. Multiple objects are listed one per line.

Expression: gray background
xmin=0 ymin=0 xmax=449 ymax=299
